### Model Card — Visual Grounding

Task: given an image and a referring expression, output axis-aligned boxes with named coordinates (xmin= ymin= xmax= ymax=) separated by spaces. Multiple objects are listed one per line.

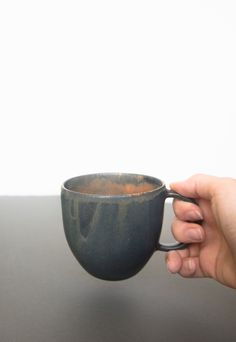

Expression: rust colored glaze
xmin=72 ymin=179 xmax=157 ymax=196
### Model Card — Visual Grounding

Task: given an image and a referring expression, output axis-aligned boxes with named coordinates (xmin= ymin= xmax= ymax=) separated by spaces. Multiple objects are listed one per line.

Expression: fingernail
xmin=188 ymin=210 xmax=203 ymax=221
xmin=167 ymin=259 xmax=179 ymax=274
xmin=188 ymin=259 xmax=196 ymax=273
xmin=187 ymin=228 xmax=203 ymax=242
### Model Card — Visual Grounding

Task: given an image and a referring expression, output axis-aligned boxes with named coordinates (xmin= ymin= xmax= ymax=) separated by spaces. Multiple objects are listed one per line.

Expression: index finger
xmin=173 ymin=199 xmax=203 ymax=222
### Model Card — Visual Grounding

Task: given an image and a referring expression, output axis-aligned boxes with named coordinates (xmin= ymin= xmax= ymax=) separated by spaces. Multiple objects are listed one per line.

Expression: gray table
xmin=0 ymin=196 xmax=235 ymax=342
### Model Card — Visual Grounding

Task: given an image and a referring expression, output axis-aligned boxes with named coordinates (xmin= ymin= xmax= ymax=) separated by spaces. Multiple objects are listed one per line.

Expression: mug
xmin=61 ymin=173 xmax=196 ymax=281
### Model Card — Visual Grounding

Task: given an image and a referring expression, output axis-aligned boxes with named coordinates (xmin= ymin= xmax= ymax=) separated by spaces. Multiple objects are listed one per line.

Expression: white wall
xmin=0 ymin=1 xmax=236 ymax=195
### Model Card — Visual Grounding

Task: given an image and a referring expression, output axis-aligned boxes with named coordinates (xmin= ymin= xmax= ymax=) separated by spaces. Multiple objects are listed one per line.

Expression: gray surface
xmin=0 ymin=196 xmax=235 ymax=342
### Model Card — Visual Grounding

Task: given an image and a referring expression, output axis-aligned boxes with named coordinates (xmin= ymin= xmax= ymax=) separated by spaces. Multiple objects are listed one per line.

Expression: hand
xmin=166 ymin=174 xmax=236 ymax=289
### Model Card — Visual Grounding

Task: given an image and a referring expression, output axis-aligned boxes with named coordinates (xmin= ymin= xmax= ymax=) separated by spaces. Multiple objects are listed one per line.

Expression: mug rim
xmin=61 ymin=172 xmax=165 ymax=198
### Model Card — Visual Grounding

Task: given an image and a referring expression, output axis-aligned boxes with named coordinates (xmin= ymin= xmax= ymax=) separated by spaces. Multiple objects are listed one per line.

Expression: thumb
xmin=170 ymin=174 xmax=219 ymax=200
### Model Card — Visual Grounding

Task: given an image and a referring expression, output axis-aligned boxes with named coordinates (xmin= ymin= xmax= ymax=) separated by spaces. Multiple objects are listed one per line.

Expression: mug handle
xmin=157 ymin=189 xmax=201 ymax=252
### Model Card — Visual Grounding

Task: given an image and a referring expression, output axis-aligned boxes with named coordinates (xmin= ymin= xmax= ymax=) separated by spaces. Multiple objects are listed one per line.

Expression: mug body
xmin=61 ymin=173 xmax=166 ymax=280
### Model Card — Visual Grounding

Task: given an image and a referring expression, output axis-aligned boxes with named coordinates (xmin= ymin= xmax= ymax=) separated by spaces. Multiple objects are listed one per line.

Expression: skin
xmin=166 ymin=174 xmax=236 ymax=289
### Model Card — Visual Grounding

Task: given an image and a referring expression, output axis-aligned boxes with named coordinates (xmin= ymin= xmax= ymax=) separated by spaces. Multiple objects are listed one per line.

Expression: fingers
xmin=171 ymin=200 xmax=205 ymax=243
xmin=172 ymin=200 xmax=203 ymax=222
xmin=166 ymin=251 xmax=204 ymax=278
xmin=167 ymin=194 xmax=205 ymax=278
xmin=172 ymin=218 xmax=205 ymax=243
xmin=166 ymin=250 xmax=182 ymax=273
xmin=166 ymin=175 xmax=212 ymax=279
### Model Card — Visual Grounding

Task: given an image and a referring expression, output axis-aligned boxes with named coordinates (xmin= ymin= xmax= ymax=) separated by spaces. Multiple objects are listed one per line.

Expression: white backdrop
xmin=0 ymin=1 xmax=236 ymax=195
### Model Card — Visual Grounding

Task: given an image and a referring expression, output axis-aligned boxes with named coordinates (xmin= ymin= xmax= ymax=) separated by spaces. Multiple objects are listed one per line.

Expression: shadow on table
xmin=65 ymin=285 xmax=221 ymax=342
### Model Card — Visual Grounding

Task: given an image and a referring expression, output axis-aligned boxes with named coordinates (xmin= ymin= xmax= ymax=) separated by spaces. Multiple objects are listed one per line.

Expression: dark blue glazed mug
xmin=61 ymin=173 xmax=196 ymax=281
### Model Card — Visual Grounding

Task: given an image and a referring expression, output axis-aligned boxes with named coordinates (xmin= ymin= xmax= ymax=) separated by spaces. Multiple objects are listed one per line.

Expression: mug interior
xmin=63 ymin=173 xmax=164 ymax=196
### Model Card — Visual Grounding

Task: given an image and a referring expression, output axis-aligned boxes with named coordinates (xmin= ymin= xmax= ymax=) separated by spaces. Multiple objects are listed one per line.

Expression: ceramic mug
xmin=61 ymin=173 xmax=197 ymax=281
